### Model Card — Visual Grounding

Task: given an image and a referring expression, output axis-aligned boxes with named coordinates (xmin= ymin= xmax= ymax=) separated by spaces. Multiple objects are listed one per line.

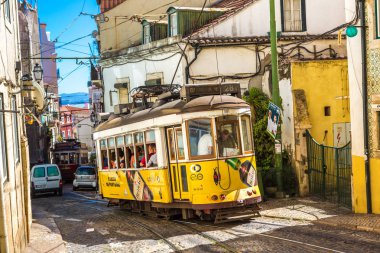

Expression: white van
xmin=31 ymin=164 xmax=63 ymax=197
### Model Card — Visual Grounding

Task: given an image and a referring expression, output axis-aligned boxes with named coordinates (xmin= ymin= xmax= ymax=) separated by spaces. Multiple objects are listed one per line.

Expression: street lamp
xmin=33 ymin=63 xmax=43 ymax=83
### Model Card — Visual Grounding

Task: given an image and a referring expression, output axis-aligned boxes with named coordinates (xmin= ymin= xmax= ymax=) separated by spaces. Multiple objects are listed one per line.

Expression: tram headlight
xmin=247 ymin=190 xmax=253 ymax=196
xmin=220 ymin=194 xmax=226 ymax=200
xmin=211 ymin=195 xmax=218 ymax=201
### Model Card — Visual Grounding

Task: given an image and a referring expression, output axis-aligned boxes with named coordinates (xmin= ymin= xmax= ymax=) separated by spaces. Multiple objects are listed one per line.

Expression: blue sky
xmin=38 ymin=0 xmax=99 ymax=94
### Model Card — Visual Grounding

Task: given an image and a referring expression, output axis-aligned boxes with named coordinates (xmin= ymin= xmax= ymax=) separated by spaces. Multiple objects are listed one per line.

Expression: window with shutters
xmin=281 ymin=0 xmax=306 ymax=32
xmin=143 ymin=24 xmax=151 ymax=44
xmin=169 ymin=13 xmax=178 ymax=36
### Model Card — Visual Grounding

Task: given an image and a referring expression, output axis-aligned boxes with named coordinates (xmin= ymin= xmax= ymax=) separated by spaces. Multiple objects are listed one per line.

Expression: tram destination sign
xmin=181 ymin=83 xmax=241 ymax=100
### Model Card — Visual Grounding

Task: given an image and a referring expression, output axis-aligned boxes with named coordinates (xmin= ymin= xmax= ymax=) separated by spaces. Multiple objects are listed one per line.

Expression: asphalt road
xmin=31 ymin=184 xmax=380 ymax=253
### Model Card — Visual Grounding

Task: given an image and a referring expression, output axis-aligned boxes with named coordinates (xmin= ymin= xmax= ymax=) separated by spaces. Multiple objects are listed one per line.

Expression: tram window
xmin=116 ymin=136 xmax=124 ymax=147
xmin=108 ymin=138 xmax=115 ymax=149
xmin=145 ymin=130 xmax=155 ymax=143
xmin=69 ymin=153 xmax=75 ymax=164
xmin=101 ymin=150 xmax=109 ymax=169
xmin=109 ymin=149 xmax=117 ymax=169
xmin=125 ymin=146 xmax=132 ymax=168
xmin=168 ymin=129 xmax=176 ymax=161
xmin=241 ymin=116 xmax=253 ymax=152
xmin=117 ymin=147 xmax=126 ymax=168
xmin=125 ymin=134 xmax=133 ymax=146
xmin=100 ymin=139 xmax=106 ymax=149
xmin=74 ymin=153 xmax=80 ymax=164
xmin=176 ymin=129 xmax=185 ymax=160
xmin=143 ymin=130 xmax=157 ymax=167
xmin=134 ymin=132 xmax=144 ymax=145
xmin=60 ymin=153 xmax=68 ymax=164
xmin=216 ymin=116 xmax=242 ymax=157
xmin=54 ymin=154 xmax=60 ymax=164
xmin=131 ymin=145 xmax=144 ymax=168
xmin=116 ymin=136 xmax=125 ymax=169
xmin=188 ymin=119 xmax=215 ymax=159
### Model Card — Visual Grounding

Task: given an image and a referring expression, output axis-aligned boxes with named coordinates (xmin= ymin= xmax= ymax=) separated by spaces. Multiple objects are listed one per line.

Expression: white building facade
xmin=0 ymin=0 xmax=32 ymax=252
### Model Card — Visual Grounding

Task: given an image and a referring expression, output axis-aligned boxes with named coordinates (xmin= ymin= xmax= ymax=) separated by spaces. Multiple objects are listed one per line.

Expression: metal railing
xmin=306 ymin=130 xmax=352 ymax=208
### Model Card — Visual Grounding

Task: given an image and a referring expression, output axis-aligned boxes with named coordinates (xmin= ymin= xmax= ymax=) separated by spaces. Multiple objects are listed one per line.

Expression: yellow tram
xmin=93 ymin=83 xmax=261 ymax=223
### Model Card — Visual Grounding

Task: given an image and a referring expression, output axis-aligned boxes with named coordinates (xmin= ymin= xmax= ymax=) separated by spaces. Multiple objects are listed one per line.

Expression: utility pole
xmin=270 ymin=0 xmax=284 ymax=195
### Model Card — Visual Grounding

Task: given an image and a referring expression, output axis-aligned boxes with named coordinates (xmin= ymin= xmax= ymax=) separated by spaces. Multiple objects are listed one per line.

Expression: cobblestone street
xmin=27 ymin=184 xmax=380 ymax=253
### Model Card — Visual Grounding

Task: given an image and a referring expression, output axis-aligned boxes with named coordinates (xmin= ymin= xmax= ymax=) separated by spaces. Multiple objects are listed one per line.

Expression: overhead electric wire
xmin=58 ymin=64 xmax=86 ymax=85
xmin=170 ymin=0 xmax=208 ymax=86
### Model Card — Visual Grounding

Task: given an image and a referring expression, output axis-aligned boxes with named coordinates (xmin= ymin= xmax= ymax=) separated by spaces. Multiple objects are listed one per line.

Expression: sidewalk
xmin=259 ymin=197 xmax=380 ymax=234
xmin=26 ymin=207 xmax=66 ymax=253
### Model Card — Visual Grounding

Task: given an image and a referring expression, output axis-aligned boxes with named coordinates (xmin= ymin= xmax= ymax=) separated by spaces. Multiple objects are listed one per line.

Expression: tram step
xmin=214 ymin=206 xmax=261 ymax=224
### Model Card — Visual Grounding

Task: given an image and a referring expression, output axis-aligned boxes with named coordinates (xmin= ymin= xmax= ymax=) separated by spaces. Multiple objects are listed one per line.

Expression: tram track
xmin=114 ymin=212 xmax=181 ymax=252
xmin=60 ymin=193 xmax=344 ymax=253
xmin=174 ymin=220 xmax=346 ymax=253
xmin=171 ymin=219 xmax=241 ymax=253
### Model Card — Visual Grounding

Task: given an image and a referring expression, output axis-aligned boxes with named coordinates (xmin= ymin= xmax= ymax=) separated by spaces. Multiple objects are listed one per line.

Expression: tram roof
xmin=95 ymin=95 xmax=249 ymax=133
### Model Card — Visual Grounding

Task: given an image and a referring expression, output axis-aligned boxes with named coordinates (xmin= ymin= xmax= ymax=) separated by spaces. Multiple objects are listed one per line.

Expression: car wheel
xmin=58 ymin=188 xmax=63 ymax=196
xmin=73 ymin=186 xmax=77 ymax=191
xmin=31 ymin=189 xmax=36 ymax=198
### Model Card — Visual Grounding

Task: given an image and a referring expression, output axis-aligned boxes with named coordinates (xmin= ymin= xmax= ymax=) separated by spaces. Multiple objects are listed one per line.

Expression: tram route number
xmin=190 ymin=173 xmax=203 ymax=181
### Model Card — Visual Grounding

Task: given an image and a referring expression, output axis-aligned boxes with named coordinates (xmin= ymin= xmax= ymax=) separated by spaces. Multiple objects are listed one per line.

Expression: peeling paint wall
xmin=291 ymin=60 xmax=350 ymax=146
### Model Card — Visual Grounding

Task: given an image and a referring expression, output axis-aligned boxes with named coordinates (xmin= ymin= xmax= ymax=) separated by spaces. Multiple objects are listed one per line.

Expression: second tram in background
xmin=93 ymin=83 xmax=261 ymax=223
xmin=51 ymin=139 xmax=89 ymax=181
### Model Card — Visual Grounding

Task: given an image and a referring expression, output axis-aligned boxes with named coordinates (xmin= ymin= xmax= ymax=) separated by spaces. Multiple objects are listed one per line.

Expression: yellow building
xmin=288 ymin=59 xmax=351 ymax=198
xmin=345 ymin=0 xmax=380 ymax=214
xmin=292 ymin=60 xmax=351 ymax=146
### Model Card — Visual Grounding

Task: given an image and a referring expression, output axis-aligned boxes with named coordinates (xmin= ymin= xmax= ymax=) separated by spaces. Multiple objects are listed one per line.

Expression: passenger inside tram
xmin=216 ymin=116 xmax=242 ymax=157
xmin=119 ymin=150 xmax=125 ymax=168
xmin=188 ymin=118 xmax=214 ymax=157
xmin=110 ymin=151 xmax=117 ymax=169
xmin=140 ymin=143 xmax=157 ymax=167
xmin=101 ymin=150 xmax=108 ymax=169
xmin=125 ymin=147 xmax=132 ymax=168
xmin=146 ymin=143 xmax=157 ymax=167
xmin=130 ymin=147 xmax=142 ymax=168
xmin=218 ymin=129 xmax=239 ymax=156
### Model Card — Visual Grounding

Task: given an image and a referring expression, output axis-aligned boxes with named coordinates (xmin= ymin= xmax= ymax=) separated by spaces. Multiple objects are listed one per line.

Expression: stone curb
xmin=314 ymin=220 xmax=380 ymax=234
xmin=260 ymin=214 xmax=314 ymax=222
xmin=26 ymin=208 xmax=67 ymax=253
xmin=261 ymin=214 xmax=380 ymax=234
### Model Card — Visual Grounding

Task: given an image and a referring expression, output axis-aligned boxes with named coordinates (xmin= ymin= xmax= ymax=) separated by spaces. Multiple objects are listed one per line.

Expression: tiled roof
xmin=187 ymin=34 xmax=343 ymax=46
xmin=213 ymin=0 xmax=253 ymax=8
xmin=98 ymin=0 xmax=126 ymax=13
xmin=60 ymin=106 xmax=90 ymax=113
xmin=188 ymin=0 xmax=256 ymax=38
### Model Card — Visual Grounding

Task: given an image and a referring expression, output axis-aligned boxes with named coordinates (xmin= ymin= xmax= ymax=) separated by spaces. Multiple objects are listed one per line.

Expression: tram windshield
xmin=216 ymin=116 xmax=242 ymax=157
xmin=188 ymin=119 xmax=215 ymax=158
xmin=241 ymin=115 xmax=253 ymax=152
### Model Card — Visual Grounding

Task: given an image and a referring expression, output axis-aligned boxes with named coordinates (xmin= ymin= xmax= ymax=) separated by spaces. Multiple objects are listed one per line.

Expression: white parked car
xmin=31 ymin=164 xmax=63 ymax=197
xmin=73 ymin=166 xmax=97 ymax=190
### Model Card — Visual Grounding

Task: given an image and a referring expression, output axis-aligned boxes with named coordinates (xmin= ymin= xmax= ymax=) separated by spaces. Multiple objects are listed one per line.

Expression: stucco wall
xmin=196 ymin=0 xmax=346 ymax=38
xmin=291 ymin=60 xmax=350 ymax=146
xmin=102 ymin=49 xmax=185 ymax=112
xmin=98 ymin=0 xmax=220 ymax=52
xmin=0 ymin=1 xmax=30 ymax=252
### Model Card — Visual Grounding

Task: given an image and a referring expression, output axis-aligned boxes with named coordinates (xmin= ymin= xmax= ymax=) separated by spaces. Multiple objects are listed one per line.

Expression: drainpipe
xmin=0 ymin=182 xmax=9 ymax=252
xmin=185 ymin=46 xmax=202 ymax=84
xmin=359 ymin=0 xmax=372 ymax=214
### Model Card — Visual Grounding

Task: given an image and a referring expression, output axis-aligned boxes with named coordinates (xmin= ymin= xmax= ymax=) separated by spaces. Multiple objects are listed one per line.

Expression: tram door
xmin=167 ymin=126 xmax=189 ymax=200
